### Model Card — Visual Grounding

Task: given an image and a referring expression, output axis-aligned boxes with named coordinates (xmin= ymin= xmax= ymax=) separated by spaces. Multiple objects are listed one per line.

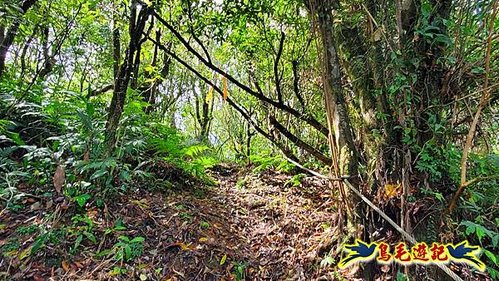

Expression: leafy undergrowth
xmin=0 ymin=163 xmax=494 ymax=280
xmin=0 ymin=162 xmax=342 ymax=280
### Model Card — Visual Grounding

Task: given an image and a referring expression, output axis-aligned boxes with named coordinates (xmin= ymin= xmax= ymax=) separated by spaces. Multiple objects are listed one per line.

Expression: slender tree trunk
xmin=112 ymin=13 xmax=121 ymax=81
xmin=291 ymin=60 xmax=306 ymax=109
xmin=0 ymin=26 xmax=4 ymax=47
xmin=20 ymin=25 xmax=38 ymax=78
xmin=142 ymin=30 xmax=171 ymax=113
xmin=0 ymin=0 xmax=38 ymax=77
xmin=38 ymin=25 xmax=55 ymax=79
xmin=246 ymin=121 xmax=254 ymax=159
xmin=194 ymin=82 xmax=212 ymax=142
xmin=104 ymin=1 xmax=150 ymax=154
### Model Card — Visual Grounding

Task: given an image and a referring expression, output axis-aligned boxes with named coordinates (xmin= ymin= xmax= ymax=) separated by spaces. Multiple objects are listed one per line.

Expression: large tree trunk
xmin=308 ymin=0 xmax=360 ymax=230
xmin=314 ymin=0 xmax=359 ymax=176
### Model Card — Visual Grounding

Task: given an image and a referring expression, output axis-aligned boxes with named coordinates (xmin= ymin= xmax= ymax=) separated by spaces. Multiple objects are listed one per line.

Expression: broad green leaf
xmin=119 ymin=236 xmax=130 ymax=243
xmin=90 ymin=169 xmax=108 ymax=180
xmin=84 ymin=231 xmax=97 ymax=244
xmin=483 ymin=249 xmax=498 ymax=266
xmin=125 ymin=245 xmax=132 ymax=260
xmin=74 ymin=194 xmax=91 ymax=207
xmin=131 ymin=237 xmax=145 ymax=243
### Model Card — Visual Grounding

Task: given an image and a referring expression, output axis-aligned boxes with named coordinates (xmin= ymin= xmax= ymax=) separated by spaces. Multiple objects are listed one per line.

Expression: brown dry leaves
xmin=53 ymin=165 xmax=65 ymax=194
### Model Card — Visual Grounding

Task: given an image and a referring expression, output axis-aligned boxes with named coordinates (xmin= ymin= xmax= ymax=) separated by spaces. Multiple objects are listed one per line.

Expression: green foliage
xmin=232 ymin=261 xmax=247 ymax=281
xmin=249 ymin=154 xmax=294 ymax=173
xmin=109 ymin=266 xmax=128 ymax=276
xmin=15 ymin=225 xmax=39 ymax=236
xmin=285 ymin=173 xmax=306 ymax=187
xmin=104 ymin=219 xmax=127 ymax=235
xmin=460 ymin=215 xmax=498 ymax=274
xmin=415 ymin=142 xmax=446 ymax=181
xmin=444 ymin=147 xmax=498 ymax=208
xmin=235 ymin=177 xmax=248 ymax=189
xmin=150 ymin=129 xmax=218 ymax=179
xmin=180 ymin=212 xmax=193 ymax=222
xmin=74 ymin=193 xmax=92 ymax=207
xmin=1 ymin=240 xmax=20 ymax=257
xmin=459 ymin=220 xmax=499 ymax=277
xmin=483 ymin=249 xmax=499 ymax=279
xmin=112 ymin=236 xmax=145 ymax=263
xmin=320 ymin=255 xmax=335 ymax=268
xmin=68 ymin=214 xmax=97 ymax=253
xmin=415 ymin=1 xmax=452 ymax=47
xmin=460 ymin=221 xmax=498 ymax=246
xmin=31 ymin=228 xmax=66 ymax=256
xmin=396 ymin=271 xmax=408 ymax=281
xmin=199 ymin=221 xmax=210 ymax=229
xmin=0 ymin=74 xmax=222 ymax=211
xmin=77 ymin=158 xmax=117 ymax=187
xmin=421 ymin=187 xmax=445 ymax=203
xmin=0 ymin=0 xmax=497 ymax=279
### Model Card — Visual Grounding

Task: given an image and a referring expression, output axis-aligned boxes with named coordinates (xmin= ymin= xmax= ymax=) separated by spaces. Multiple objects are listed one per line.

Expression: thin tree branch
xmin=292 ymin=60 xmax=306 ymax=109
xmin=185 ymin=0 xmax=212 ymax=63
xmin=274 ymin=31 xmax=285 ymax=104
xmin=87 ymin=84 xmax=114 ymax=99
xmin=269 ymin=115 xmax=331 ymax=165
xmin=152 ymin=11 xmax=329 ymax=136
xmin=449 ymin=2 xmax=498 ymax=213
xmin=146 ymin=34 xmax=301 ymax=163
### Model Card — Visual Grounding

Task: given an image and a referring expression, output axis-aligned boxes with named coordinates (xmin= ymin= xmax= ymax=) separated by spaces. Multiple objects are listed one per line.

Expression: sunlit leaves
xmin=206 ymin=86 xmax=214 ymax=103
xmin=384 ymin=183 xmax=400 ymax=199
xmin=74 ymin=193 xmax=91 ymax=207
xmin=222 ymin=75 xmax=228 ymax=101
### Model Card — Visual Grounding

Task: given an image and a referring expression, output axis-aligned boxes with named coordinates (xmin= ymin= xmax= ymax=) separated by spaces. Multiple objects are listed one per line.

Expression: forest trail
xmin=1 ymin=0 xmax=496 ymax=279
xmin=1 ymin=164 xmax=352 ymax=281
xmin=206 ymin=165 xmax=342 ymax=280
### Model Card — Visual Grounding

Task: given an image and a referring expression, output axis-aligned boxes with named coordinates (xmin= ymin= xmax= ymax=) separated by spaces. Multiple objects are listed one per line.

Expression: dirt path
xmin=210 ymin=165 xmax=344 ymax=280
xmin=1 ymin=164 xmax=350 ymax=280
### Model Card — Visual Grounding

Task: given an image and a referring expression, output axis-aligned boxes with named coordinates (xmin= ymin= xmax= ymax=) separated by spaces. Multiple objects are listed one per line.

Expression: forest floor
xmin=0 ymin=163 xmax=367 ymax=280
